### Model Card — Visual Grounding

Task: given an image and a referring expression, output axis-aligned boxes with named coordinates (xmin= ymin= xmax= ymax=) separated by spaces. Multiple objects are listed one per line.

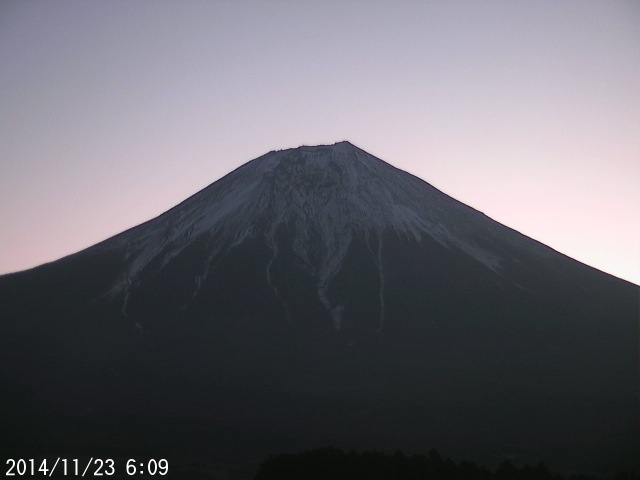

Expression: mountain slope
xmin=0 ymin=142 xmax=637 ymax=473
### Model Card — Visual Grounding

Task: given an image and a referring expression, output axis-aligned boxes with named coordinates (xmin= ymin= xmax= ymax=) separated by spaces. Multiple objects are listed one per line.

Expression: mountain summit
xmin=98 ymin=141 xmax=551 ymax=330
xmin=1 ymin=143 xmax=637 ymax=473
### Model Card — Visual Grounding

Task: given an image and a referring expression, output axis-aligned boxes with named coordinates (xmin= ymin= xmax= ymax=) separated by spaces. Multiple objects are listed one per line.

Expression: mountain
xmin=0 ymin=142 xmax=637 ymax=473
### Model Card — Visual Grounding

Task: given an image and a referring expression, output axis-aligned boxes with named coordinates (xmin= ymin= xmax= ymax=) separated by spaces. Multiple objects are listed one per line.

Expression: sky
xmin=1 ymin=0 xmax=638 ymax=285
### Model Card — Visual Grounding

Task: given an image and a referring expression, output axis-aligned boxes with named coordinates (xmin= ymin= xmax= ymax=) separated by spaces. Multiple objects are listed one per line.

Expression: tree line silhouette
xmin=253 ymin=447 xmax=638 ymax=480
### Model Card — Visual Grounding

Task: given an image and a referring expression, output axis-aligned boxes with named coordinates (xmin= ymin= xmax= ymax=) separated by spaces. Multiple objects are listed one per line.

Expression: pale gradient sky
xmin=1 ymin=0 xmax=638 ymax=284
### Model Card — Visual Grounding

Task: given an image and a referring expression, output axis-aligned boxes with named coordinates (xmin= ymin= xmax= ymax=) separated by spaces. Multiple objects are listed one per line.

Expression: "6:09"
xmin=126 ymin=459 xmax=168 ymax=476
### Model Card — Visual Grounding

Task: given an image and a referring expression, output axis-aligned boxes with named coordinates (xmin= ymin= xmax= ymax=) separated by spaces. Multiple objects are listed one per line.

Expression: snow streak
xmin=376 ymin=233 xmax=385 ymax=332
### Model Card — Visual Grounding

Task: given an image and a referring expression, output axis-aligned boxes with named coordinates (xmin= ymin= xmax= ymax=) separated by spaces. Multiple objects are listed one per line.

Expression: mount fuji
xmin=0 ymin=142 xmax=637 ymax=473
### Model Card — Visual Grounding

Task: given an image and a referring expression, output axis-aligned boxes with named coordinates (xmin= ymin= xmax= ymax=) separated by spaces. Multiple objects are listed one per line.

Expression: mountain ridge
xmin=5 ymin=141 xmax=634 ymax=286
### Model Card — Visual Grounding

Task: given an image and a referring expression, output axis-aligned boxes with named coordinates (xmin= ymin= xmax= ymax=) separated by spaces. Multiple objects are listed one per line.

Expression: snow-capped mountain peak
xmin=101 ymin=142 xmax=514 ymax=317
xmin=2 ymin=142 xmax=636 ymax=473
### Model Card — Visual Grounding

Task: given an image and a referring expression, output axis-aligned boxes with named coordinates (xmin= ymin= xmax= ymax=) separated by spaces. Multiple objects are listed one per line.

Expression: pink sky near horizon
xmin=1 ymin=1 xmax=638 ymax=285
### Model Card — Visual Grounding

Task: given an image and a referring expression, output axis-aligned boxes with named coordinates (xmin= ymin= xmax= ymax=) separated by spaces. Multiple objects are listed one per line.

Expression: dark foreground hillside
xmin=254 ymin=447 xmax=639 ymax=480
